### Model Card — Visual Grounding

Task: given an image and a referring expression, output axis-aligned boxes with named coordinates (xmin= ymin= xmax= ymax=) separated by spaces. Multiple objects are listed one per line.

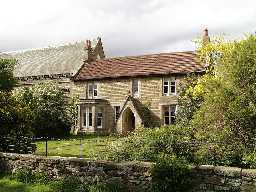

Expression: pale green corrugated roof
xmin=11 ymin=42 xmax=88 ymax=78
xmin=0 ymin=53 xmax=13 ymax=59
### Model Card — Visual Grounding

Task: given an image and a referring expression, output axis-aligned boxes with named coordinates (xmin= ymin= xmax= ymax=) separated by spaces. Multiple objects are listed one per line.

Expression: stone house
xmin=73 ymin=51 xmax=205 ymax=134
xmin=0 ymin=29 xmax=208 ymax=134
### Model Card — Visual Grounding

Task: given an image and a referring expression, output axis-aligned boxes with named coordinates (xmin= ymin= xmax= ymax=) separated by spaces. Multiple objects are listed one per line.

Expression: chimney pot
xmin=202 ymin=28 xmax=210 ymax=44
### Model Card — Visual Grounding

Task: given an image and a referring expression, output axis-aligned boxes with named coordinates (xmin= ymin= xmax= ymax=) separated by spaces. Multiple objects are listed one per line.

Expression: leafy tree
xmin=193 ymin=35 xmax=256 ymax=144
xmin=176 ymin=73 xmax=205 ymax=127
xmin=175 ymin=35 xmax=256 ymax=166
xmin=0 ymin=58 xmax=17 ymax=91
xmin=0 ymin=58 xmax=34 ymax=153
xmin=171 ymin=35 xmax=256 ymax=167
xmin=16 ymin=82 xmax=76 ymax=137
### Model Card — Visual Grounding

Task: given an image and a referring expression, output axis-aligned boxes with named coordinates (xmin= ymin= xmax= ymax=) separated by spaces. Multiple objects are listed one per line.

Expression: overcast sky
xmin=0 ymin=0 xmax=255 ymax=57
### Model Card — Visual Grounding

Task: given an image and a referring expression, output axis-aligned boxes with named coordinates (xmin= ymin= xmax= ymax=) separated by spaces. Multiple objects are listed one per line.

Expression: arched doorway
xmin=122 ymin=107 xmax=135 ymax=134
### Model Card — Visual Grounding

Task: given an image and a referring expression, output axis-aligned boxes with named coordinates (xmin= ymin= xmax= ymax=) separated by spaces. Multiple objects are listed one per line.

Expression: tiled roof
xmin=74 ymin=51 xmax=205 ymax=81
xmin=11 ymin=42 xmax=88 ymax=78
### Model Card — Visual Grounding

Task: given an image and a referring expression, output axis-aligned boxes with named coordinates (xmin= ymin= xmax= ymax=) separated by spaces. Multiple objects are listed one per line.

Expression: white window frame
xmin=88 ymin=83 xmax=98 ymax=99
xmin=163 ymin=105 xmax=177 ymax=125
xmin=163 ymin=78 xmax=176 ymax=96
xmin=83 ymin=107 xmax=93 ymax=129
xmin=132 ymin=79 xmax=140 ymax=98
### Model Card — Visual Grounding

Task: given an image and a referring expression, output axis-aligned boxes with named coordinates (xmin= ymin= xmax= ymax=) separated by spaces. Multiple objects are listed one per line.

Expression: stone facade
xmin=1 ymin=153 xmax=256 ymax=192
xmin=74 ymin=75 xmax=184 ymax=134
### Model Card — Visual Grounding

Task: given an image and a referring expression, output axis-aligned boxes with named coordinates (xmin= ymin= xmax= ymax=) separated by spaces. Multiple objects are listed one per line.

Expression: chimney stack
xmin=85 ymin=40 xmax=92 ymax=50
xmin=202 ymin=28 xmax=210 ymax=44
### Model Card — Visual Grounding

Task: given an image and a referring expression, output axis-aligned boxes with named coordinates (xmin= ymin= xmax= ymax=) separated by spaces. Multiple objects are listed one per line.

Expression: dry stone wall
xmin=190 ymin=165 xmax=256 ymax=192
xmin=1 ymin=153 xmax=256 ymax=191
xmin=0 ymin=153 xmax=152 ymax=191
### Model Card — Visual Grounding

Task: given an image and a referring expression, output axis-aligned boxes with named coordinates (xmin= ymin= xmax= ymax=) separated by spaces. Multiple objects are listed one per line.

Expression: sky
xmin=0 ymin=0 xmax=255 ymax=57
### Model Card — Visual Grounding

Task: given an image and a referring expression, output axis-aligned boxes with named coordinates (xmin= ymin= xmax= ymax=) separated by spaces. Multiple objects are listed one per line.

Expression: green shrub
xmin=107 ymin=125 xmax=193 ymax=162
xmin=13 ymin=169 xmax=49 ymax=184
xmin=49 ymin=176 xmax=87 ymax=192
xmin=242 ymin=151 xmax=256 ymax=168
xmin=152 ymin=155 xmax=192 ymax=192
xmin=50 ymin=177 xmax=128 ymax=192
xmin=193 ymin=142 xmax=244 ymax=167
xmin=88 ymin=181 xmax=127 ymax=192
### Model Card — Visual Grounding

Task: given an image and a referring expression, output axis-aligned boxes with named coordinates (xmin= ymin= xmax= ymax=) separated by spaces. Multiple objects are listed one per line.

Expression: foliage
xmin=175 ymin=35 xmax=256 ymax=166
xmin=0 ymin=58 xmax=17 ymax=91
xmin=0 ymin=59 xmax=34 ymax=153
xmin=152 ymin=155 xmax=192 ymax=192
xmin=15 ymin=82 xmax=76 ymax=137
xmin=242 ymin=151 xmax=256 ymax=168
xmin=193 ymin=141 xmax=245 ymax=166
xmin=193 ymin=35 xmax=256 ymax=145
xmin=50 ymin=177 xmax=127 ymax=192
xmin=106 ymin=126 xmax=193 ymax=162
xmin=14 ymin=169 xmax=50 ymax=184
xmin=176 ymin=73 xmax=205 ymax=127
xmin=10 ymin=170 xmax=128 ymax=192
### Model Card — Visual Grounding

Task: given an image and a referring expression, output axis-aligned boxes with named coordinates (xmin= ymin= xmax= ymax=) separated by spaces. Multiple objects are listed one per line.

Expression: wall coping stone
xmin=0 ymin=152 xmax=152 ymax=169
xmin=241 ymin=169 xmax=256 ymax=179
xmin=2 ymin=152 xmax=256 ymax=175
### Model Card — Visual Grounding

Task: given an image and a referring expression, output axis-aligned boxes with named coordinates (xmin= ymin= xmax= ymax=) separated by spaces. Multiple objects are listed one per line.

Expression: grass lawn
xmin=35 ymin=134 xmax=117 ymax=158
xmin=0 ymin=176 xmax=51 ymax=192
xmin=0 ymin=174 xmax=127 ymax=192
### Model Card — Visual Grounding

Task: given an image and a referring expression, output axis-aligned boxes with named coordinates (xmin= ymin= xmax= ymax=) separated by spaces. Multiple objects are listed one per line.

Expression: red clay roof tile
xmin=74 ymin=51 xmax=204 ymax=81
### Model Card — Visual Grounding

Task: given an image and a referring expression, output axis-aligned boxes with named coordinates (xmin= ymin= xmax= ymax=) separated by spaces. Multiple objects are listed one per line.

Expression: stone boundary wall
xmin=0 ymin=153 xmax=152 ymax=191
xmin=190 ymin=165 xmax=256 ymax=192
xmin=1 ymin=153 xmax=256 ymax=191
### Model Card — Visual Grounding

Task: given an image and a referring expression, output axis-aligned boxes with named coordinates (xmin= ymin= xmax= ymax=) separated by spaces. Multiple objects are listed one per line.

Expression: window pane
xmin=88 ymin=84 xmax=93 ymax=98
xmin=164 ymin=117 xmax=170 ymax=125
xmin=170 ymin=86 xmax=175 ymax=93
xmin=170 ymin=81 xmax=176 ymax=93
xmin=89 ymin=113 xmax=92 ymax=126
xmin=164 ymin=86 xmax=169 ymax=94
xmin=97 ymin=112 xmax=103 ymax=128
xmin=170 ymin=105 xmax=176 ymax=124
xmin=93 ymin=89 xmax=98 ymax=97
xmin=163 ymin=81 xmax=169 ymax=95
xmin=170 ymin=105 xmax=176 ymax=113
xmin=83 ymin=112 xmax=87 ymax=127
xmin=93 ymin=84 xmax=98 ymax=97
